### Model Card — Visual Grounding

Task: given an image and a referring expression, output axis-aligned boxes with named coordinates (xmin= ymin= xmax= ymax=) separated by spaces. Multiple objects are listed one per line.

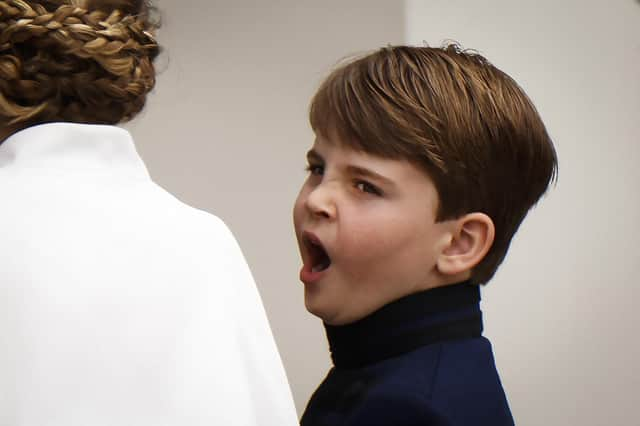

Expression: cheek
xmin=338 ymin=210 xmax=433 ymax=268
xmin=338 ymin=212 xmax=410 ymax=258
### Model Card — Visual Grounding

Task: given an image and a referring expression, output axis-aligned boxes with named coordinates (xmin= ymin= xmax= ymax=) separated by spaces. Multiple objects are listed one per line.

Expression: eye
xmin=305 ymin=163 xmax=324 ymax=176
xmin=355 ymin=180 xmax=382 ymax=196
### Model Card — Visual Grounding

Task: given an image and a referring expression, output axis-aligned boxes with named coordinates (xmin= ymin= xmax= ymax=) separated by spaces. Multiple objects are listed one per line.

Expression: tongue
xmin=311 ymin=258 xmax=331 ymax=273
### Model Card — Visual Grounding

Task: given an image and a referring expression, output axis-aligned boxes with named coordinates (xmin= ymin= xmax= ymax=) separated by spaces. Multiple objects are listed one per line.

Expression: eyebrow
xmin=346 ymin=165 xmax=395 ymax=187
xmin=306 ymin=149 xmax=323 ymax=163
xmin=306 ymin=149 xmax=396 ymax=188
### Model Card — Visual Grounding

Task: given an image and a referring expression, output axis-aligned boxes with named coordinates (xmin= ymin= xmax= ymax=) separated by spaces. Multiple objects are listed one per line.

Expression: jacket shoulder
xmin=431 ymin=338 xmax=515 ymax=425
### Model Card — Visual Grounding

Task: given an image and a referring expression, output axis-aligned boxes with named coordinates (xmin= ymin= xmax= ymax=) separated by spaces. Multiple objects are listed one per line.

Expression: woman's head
xmin=0 ymin=0 xmax=159 ymax=126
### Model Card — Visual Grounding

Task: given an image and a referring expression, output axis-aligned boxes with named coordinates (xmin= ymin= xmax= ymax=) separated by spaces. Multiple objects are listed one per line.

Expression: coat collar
xmin=0 ymin=122 xmax=150 ymax=179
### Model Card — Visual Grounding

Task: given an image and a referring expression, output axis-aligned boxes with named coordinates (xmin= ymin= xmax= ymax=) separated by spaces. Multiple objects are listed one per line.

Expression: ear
xmin=436 ymin=212 xmax=495 ymax=277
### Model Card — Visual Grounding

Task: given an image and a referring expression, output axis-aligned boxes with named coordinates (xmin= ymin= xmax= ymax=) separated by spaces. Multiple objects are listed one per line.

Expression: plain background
xmin=125 ymin=1 xmax=639 ymax=424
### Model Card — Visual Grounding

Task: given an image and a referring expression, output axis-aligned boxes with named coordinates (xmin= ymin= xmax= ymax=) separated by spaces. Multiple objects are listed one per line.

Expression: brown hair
xmin=0 ymin=0 xmax=159 ymax=126
xmin=310 ymin=44 xmax=558 ymax=284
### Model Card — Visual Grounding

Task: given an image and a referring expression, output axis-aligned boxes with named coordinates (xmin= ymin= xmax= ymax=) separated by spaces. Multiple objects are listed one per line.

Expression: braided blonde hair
xmin=0 ymin=0 xmax=159 ymax=125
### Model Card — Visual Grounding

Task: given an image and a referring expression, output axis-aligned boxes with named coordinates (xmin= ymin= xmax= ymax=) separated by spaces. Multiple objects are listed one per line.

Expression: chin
xmin=307 ymin=309 xmax=334 ymax=324
xmin=305 ymin=297 xmax=338 ymax=324
xmin=304 ymin=294 xmax=323 ymax=317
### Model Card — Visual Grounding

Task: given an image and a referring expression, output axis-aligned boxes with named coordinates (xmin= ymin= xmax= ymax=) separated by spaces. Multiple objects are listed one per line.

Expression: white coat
xmin=0 ymin=123 xmax=298 ymax=426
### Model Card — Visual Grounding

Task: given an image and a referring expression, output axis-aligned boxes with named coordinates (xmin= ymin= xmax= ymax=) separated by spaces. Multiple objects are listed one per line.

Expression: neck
xmin=324 ymin=281 xmax=483 ymax=369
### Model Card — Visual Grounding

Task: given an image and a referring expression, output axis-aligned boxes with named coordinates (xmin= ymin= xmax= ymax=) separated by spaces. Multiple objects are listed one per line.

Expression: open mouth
xmin=304 ymin=233 xmax=332 ymax=273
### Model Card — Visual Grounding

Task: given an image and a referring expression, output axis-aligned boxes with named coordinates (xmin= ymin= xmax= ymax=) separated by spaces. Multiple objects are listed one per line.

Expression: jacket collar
xmin=0 ymin=122 xmax=150 ymax=179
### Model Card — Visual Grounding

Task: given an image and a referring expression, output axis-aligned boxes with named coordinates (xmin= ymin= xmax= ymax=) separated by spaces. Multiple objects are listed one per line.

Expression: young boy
xmin=293 ymin=44 xmax=557 ymax=426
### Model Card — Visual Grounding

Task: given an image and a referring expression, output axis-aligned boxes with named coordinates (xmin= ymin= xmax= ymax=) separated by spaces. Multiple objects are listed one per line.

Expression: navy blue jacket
xmin=300 ymin=282 xmax=514 ymax=426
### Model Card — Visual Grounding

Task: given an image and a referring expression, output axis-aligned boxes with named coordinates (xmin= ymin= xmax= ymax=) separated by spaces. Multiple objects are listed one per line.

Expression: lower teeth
xmin=312 ymin=262 xmax=330 ymax=273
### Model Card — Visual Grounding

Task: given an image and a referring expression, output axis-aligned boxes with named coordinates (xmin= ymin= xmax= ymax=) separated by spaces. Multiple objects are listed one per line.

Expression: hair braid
xmin=0 ymin=0 xmax=159 ymax=125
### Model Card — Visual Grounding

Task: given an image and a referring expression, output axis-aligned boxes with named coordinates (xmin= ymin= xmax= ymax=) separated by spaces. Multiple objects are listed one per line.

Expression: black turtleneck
xmin=301 ymin=282 xmax=514 ymax=426
xmin=324 ymin=281 xmax=482 ymax=369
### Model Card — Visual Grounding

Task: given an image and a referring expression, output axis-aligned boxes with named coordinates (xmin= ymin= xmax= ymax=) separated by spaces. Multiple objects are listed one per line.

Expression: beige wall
xmin=406 ymin=0 xmax=640 ymax=425
xmin=126 ymin=0 xmax=404 ymax=414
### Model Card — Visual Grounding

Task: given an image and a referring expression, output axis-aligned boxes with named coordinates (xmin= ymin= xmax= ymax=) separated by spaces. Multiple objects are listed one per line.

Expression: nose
xmin=305 ymin=182 xmax=337 ymax=219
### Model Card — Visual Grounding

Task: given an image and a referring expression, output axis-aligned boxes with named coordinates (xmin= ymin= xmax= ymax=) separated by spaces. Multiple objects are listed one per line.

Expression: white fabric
xmin=0 ymin=123 xmax=298 ymax=426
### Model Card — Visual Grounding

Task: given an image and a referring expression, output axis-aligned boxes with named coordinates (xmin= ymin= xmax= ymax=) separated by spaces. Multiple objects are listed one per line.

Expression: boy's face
xmin=293 ymin=133 xmax=452 ymax=325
